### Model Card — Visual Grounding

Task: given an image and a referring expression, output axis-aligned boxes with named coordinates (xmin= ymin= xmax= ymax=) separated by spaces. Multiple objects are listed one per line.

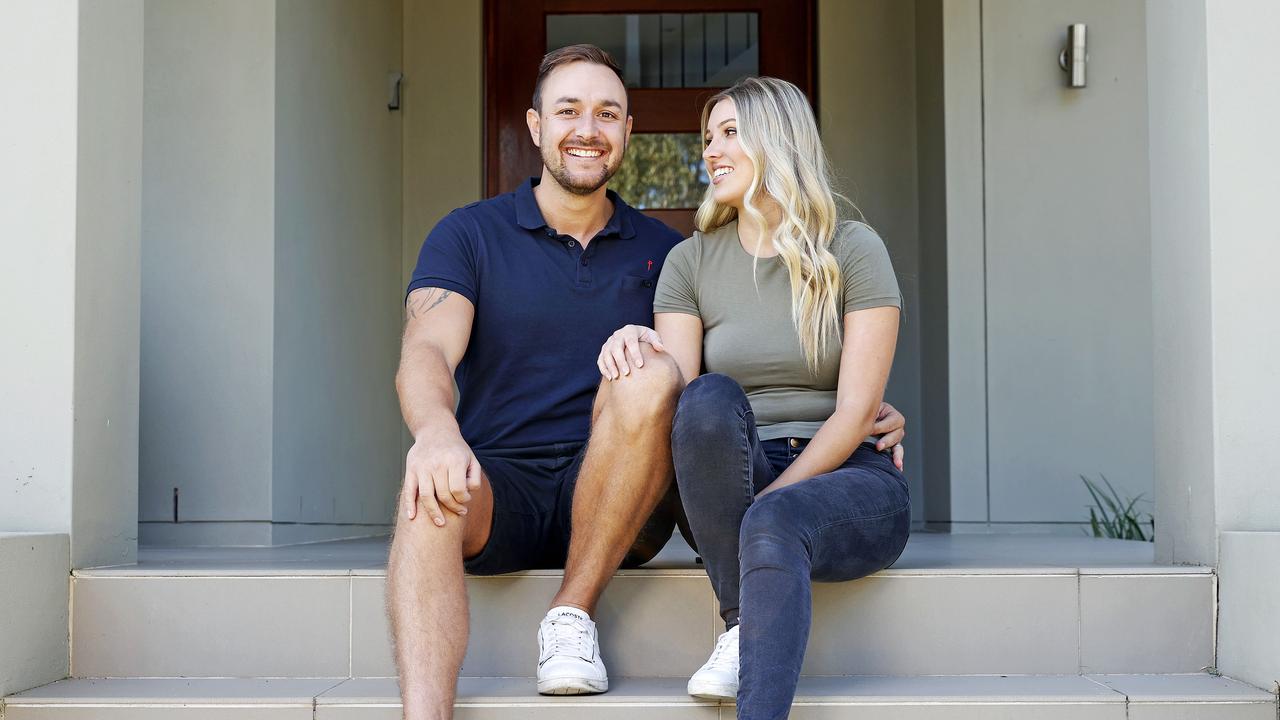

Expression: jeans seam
xmin=808 ymin=499 xmax=912 ymax=536
xmin=739 ymin=407 xmax=755 ymax=510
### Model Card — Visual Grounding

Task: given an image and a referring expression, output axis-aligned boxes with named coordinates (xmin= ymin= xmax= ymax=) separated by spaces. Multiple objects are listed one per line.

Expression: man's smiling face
xmin=528 ymin=61 xmax=632 ymax=196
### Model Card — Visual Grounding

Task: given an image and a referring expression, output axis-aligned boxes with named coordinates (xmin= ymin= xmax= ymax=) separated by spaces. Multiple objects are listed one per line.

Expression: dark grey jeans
xmin=671 ymin=373 xmax=910 ymax=720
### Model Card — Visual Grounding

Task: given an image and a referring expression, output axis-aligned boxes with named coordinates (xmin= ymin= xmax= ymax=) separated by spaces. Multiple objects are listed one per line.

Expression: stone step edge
xmin=6 ymin=675 xmax=1274 ymax=709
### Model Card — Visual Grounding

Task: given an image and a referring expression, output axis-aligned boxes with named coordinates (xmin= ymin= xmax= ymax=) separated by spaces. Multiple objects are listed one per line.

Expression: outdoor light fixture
xmin=1059 ymin=23 xmax=1087 ymax=88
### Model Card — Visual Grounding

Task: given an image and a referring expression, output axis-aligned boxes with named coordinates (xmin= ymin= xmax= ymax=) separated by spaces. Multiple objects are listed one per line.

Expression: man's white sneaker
xmin=536 ymin=606 xmax=609 ymax=695
xmin=687 ymin=624 xmax=739 ymax=700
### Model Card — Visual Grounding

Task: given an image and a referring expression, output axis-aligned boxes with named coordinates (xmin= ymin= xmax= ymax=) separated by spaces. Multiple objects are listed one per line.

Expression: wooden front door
xmin=485 ymin=0 xmax=815 ymax=236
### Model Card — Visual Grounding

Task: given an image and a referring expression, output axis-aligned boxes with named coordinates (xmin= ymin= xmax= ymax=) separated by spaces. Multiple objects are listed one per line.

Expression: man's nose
xmin=575 ymin=114 xmax=600 ymax=138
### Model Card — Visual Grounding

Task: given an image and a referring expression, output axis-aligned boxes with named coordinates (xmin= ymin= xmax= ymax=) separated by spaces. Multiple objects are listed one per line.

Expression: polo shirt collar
xmin=515 ymin=177 xmax=636 ymax=240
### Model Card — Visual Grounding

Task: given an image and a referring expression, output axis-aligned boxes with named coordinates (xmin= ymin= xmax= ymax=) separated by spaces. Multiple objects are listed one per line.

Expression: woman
xmin=598 ymin=77 xmax=909 ymax=718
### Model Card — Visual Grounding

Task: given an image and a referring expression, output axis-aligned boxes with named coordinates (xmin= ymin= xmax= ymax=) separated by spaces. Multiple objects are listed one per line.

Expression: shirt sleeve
xmin=838 ymin=222 xmax=902 ymax=313
xmin=653 ymin=236 xmax=701 ymax=317
xmin=406 ymin=210 xmax=479 ymax=306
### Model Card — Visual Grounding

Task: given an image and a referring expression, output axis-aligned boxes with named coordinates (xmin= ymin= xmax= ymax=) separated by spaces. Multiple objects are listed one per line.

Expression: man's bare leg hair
xmin=387 ymin=478 xmax=492 ymax=720
xmin=552 ymin=345 xmax=682 ymax=614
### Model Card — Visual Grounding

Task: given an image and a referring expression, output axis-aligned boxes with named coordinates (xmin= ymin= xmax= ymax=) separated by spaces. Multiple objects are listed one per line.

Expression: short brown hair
xmin=532 ymin=44 xmax=626 ymax=113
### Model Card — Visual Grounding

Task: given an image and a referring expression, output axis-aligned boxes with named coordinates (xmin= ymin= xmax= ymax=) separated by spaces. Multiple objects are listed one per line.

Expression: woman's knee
xmin=673 ymin=374 xmax=747 ymax=439
xmin=739 ymin=493 xmax=809 ymax=571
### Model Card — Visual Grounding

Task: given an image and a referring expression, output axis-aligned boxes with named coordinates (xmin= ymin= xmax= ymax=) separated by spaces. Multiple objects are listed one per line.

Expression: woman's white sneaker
xmin=536 ymin=606 xmax=609 ymax=695
xmin=687 ymin=624 xmax=739 ymax=700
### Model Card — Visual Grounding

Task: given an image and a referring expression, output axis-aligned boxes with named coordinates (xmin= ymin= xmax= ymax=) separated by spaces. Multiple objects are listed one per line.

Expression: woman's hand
xmin=597 ymin=324 xmax=667 ymax=380
xmin=872 ymin=401 xmax=907 ymax=471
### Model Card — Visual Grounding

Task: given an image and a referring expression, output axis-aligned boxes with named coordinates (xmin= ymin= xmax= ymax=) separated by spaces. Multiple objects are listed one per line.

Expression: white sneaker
xmin=536 ymin=606 xmax=609 ymax=695
xmin=687 ymin=624 xmax=739 ymax=700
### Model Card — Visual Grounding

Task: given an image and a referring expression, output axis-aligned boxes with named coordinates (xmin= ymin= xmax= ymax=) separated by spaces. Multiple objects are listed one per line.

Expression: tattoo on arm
xmin=406 ymin=288 xmax=453 ymax=319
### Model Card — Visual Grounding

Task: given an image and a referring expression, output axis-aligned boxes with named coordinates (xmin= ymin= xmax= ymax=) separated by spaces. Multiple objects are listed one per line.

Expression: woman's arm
xmin=758 ymin=305 xmax=900 ymax=497
xmin=654 ymin=312 xmax=703 ymax=387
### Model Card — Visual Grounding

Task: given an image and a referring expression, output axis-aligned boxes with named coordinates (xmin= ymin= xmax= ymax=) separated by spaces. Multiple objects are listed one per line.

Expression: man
xmin=388 ymin=44 xmax=906 ymax=719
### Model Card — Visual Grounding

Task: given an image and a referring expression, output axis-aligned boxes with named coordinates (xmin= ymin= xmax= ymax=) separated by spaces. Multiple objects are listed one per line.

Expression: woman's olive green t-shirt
xmin=654 ymin=220 xmax=900 ymax=440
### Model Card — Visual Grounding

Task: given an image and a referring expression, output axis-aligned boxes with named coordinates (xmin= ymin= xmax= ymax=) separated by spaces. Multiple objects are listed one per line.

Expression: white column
xmin=1148 ymin=0 xmax=1280 ymax=690
xmin=1203 ymin=0 xmax=1280 ymax=691
xmin=0 ymin=0 xmax=142 ymax=569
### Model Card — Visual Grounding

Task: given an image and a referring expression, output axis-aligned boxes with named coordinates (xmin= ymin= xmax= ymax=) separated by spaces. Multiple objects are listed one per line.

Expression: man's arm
xmin=396 ymin=286 xmax=478 ymax=526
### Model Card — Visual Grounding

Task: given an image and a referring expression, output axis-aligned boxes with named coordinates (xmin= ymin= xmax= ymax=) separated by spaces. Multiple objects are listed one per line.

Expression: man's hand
xmin=871 ymin=401 xmax=907 ymax=471
xmin=597 ymin=324 xmax=666 ymax=380
xmin=402 ymin=432 xmax=482 ymax=526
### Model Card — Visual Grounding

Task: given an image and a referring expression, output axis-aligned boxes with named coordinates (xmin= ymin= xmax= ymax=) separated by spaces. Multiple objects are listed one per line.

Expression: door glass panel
xmin=547 ymin=13 xmax=759 ymax=88
xmin=611 ymin=133 xmax=709 ymax=209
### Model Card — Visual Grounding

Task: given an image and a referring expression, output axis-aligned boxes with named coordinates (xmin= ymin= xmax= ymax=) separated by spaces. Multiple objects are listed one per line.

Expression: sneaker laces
xmin=540 ymin=614 xmax=595 ymax=663
xmin=703 ymin=626 xmax=739 ymax=672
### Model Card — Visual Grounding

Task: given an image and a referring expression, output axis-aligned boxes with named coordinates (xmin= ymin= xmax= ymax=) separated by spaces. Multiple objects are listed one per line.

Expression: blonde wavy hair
xmin=695 ymin=76 xmax=848 ymax=373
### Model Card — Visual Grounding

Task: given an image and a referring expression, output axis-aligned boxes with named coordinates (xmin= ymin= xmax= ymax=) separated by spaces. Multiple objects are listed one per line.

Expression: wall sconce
xmin=1058 ymin=24 xmax=1087 ymax=88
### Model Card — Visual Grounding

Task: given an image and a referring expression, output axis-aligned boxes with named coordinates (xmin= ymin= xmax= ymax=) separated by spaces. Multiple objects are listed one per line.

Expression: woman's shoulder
xmin=831 ymin=220 xmax=889 ymax=261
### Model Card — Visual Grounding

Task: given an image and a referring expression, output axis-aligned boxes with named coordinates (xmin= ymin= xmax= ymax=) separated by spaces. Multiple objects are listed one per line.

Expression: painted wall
xmin=981 ymin=0 xmax=1153 ymax=528
xmin=140 ymin=0 xmax=278 ymax=543
xmin=141 ymin=0 xmax=403 ymax=544
xmin=819 ymin=0 xmax=926 ymax=524
xmin=401 ymin=0 xmax=484 ymax=284
xmin=1 ymin=0 xmax=142 ymax=568
xmin=0 ymin=533 xmax=69 ymax=696
xmin=273 ymin=0 xmax=404 ymax=541
xmin=1201 ymin=0 xmax=1280 ymax=690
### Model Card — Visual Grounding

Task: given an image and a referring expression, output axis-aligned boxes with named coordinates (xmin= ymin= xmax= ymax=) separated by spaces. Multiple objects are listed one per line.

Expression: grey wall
xmin=1146 ymin=0 xmax=1214 ymax=565
xmin=980 ymin=0 xmax=1153 ymax=527
xmin=273 ymin=0 xmax=404 ymax=541
xmin=914 ymin=0 xmax=950 ymax=524
xmin=401 ymin=0 xmax=484 ymax=284
xmin=141 ymin=0 xmax=278 ymax=542
xmin=141 ymin=0 xmax=403 ymax=545
xmin=1 ymin=0 xmax=141 ymax=568
xmin=819 ymin=0 xmax=925 ymax=524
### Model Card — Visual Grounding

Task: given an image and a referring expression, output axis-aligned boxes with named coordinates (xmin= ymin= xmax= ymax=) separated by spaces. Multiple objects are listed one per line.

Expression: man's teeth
xmin=566 ymin=148 xmax=604 ymax=158
xmin=713 ymin=167 xmax=734 ymax=178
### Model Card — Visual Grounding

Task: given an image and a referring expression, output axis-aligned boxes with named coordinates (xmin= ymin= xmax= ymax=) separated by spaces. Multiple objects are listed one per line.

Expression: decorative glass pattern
xmin=547 ymin=13 xmax=759 ymax=89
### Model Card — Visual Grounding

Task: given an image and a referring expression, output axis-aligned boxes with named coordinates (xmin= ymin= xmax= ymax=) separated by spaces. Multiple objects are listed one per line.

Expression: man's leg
xmin=551 ymin=345 xmax=682 ymax=613
xmin=387 ymin=475 xmax=493 ymax=720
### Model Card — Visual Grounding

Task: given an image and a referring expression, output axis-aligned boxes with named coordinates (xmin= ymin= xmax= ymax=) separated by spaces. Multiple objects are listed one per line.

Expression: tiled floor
xmin=79 ymin=531 xmax=1188 ymax=576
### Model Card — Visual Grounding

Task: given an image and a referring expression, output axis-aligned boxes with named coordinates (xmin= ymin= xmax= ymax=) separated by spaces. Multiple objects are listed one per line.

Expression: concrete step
xmin=5 ymin=675 xmax=1275 ymax=719
xmin=68 ymin=534 xmax=1216 ymax=679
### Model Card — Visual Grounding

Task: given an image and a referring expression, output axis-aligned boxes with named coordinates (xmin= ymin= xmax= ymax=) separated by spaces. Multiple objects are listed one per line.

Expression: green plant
xmin=1081 ymin=474 xmax=1154 ymax=542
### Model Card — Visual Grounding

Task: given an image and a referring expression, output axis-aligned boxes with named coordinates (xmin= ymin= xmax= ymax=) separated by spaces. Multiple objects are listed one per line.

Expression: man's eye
xmin=558 ymin=109 xmax=577 ymax=116
xmin=599 ymin=112 xmax=616 ymax=119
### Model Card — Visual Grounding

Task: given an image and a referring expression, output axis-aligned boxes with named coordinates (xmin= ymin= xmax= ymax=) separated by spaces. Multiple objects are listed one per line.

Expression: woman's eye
xmin=726 ymin=128 xmax=737 ymax=136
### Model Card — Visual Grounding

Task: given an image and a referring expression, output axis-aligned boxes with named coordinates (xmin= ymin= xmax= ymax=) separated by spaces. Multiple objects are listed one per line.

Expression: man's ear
xmin=624 ymin=115 xmax=633 ymax=146
xmin=526 ymin=108 xmax=541 ymax=148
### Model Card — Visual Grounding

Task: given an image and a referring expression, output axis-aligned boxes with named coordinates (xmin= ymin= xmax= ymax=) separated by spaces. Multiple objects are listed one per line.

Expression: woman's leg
xmin=736 ymin=445 xmax=910 ymax=720
xmin=671 ymin=373 xmax=774 ymax=629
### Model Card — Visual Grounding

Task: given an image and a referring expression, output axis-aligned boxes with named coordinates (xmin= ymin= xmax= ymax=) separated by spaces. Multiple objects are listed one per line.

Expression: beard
xmin=540 ymin=134 xmax=625 ymax=196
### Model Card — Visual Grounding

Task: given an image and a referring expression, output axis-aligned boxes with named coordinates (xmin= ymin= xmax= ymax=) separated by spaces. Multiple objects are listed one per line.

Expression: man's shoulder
xmin=425 ymin=193 xmax=517 ymax=248
xmin=624 ymin=206 xmax=684 ymax=248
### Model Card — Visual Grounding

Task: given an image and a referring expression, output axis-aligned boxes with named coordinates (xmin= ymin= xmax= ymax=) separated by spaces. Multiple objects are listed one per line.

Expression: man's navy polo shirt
xmin=407 ymin=177 xmax=683 ymax=453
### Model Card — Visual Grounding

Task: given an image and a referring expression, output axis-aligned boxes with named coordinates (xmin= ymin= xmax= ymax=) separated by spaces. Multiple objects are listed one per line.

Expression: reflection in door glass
xmin=611 ymin=134 xmax=709 ymax=209
xmin=547 ymin=13 xmax=759 ymax=88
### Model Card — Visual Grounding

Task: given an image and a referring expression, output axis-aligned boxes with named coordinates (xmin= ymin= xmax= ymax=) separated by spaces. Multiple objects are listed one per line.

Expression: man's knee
xmin=598 ymin=347 xmax=681 ymax=420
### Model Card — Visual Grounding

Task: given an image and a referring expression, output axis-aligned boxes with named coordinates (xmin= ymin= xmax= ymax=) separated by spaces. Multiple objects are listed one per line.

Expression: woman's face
xmin=703 ymin=98 xmax=755 ymax=209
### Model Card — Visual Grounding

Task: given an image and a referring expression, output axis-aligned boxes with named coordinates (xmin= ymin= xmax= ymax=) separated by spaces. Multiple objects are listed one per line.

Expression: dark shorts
xmin=463 ymin=442 xmax=680 ymax=576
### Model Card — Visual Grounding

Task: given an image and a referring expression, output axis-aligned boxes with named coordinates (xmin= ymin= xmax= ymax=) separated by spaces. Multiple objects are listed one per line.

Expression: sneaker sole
xmin=537 ymin=677 xmax=609 ymax=695
xmin=687 ymin=680 xmax=737 ymax=701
